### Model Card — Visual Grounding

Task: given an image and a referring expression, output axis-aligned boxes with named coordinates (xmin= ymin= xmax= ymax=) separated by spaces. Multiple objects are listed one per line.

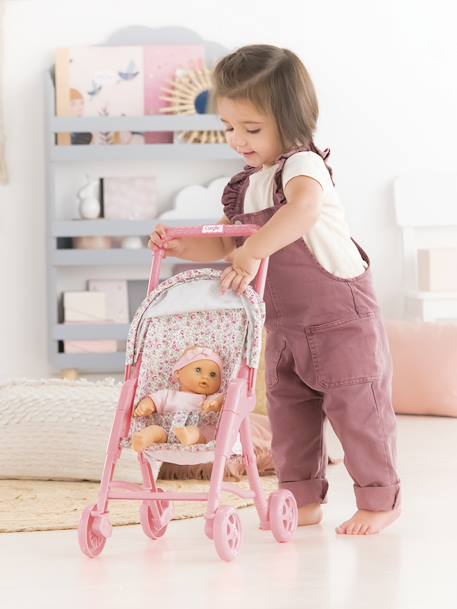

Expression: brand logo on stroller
xmin=202 ymin=225 xmax=224 ymax=233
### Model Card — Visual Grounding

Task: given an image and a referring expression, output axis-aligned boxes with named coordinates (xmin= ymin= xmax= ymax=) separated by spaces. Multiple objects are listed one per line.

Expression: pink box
xmin=103 ymin=177 xmax=158 ymax=220
xmin=64 ymin=291 xmax=107 ymax=322
xmin=87 ymin=279 xmax=129 ymax=323
xmin=417 ymin=248 xmax=457 ymax=291
xmin=63 ymin=291 xmax=117 ymax=353
xmin=64 ymin=339 xmax=117 ymax=354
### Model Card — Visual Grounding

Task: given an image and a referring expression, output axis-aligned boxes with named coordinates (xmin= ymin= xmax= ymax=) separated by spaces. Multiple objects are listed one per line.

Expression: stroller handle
xmin=147 ymin=224 xmax=269 ymax=298
xmin=163 ymin=224 xmax=260 ymax=240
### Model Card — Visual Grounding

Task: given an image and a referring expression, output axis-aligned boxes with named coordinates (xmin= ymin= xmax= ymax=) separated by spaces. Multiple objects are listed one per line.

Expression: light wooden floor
xmin=1 ymin=415 xmax=456 ymax=609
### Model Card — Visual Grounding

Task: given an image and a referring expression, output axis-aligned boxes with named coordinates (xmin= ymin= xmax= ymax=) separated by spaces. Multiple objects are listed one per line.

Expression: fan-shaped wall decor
xmin=160 ymin=62 xmax=226 ymax=144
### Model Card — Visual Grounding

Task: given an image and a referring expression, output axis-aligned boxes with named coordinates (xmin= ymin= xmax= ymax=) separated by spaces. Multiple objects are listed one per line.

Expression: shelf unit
xmin=45 ymin=68 xmax=242 ymax=374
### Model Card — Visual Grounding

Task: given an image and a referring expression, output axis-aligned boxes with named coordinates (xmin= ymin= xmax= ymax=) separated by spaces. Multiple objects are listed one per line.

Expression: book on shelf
xmin=88 ymin=280 xmax=129 ymax=351
xmin=102 ymin=177 xmax=158 ymax=220
xmin=87 ymin=280 xmax=129 ymax=324
xmin=62 ymin=290 xmax=117 ymax=354
xmin=55 ymin=46 xmax=144 ymax=147
xmin=143 ymin=45 xmax=204 ymax=143
xmin=55 ymin=44 xmax=204 ymax=146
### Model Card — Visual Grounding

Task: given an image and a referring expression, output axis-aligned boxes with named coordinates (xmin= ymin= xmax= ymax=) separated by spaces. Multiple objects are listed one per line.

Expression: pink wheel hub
xmin=268 ymin=490 xmax=298 ymax=543
xmin=213 ymin=506 xmax=242 ymax=561
xmin=139 ymin=488 xmax=174 ymax=540
xmin=78 ymin=504 xmax=110 ymax=558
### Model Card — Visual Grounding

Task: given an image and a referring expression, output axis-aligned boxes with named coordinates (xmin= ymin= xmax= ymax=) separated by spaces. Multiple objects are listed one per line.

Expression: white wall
xmin=1 ymin=0 xmax=456 ymax=378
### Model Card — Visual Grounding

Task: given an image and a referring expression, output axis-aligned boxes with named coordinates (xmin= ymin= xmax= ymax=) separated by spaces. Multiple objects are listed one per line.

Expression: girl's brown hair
xmin=212 ymin=44 xmax=333 ymax=181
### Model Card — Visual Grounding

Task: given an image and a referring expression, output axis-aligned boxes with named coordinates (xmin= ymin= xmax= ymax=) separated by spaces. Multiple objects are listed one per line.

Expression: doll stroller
xmin=78 ymin=224 xmax=298 ymax=562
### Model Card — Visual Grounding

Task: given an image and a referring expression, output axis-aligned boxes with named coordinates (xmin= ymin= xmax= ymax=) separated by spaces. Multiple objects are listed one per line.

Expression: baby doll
xmin=132 ymin=346 xmax=225 ymax=452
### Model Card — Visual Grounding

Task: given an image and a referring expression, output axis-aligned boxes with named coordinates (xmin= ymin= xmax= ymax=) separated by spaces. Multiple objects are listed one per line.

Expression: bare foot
xmin=298 ymin=502 xmax=323 ymax=526
xmin=132 ymin=425 xmax=167 ymax=451
xmin=174 ymin=426 xmax=206 ymax=446
xmin=336 ymin=508 xmax=401 ymax=535
xmin=132 ymin=433 xmax=147 ymax=452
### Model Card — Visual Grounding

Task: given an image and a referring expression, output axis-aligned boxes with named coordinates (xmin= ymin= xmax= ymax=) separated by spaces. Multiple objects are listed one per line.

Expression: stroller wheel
xmin=139 ymin=488 xmax=173 ymax=540
xmin=78 ymin=504 xmax=109 ymax=558
xmin=213 ymin=507 xmax=242 ymax=561
xmin=268 ymin=490 xmax=298 ymax=543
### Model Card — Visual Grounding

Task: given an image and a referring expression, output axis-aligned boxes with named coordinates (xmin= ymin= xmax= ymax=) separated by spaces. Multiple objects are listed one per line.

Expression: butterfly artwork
xmin=118 ymin=60 xmax=140 ymax=82
xmin=87 ymin=80 xmax=102 ymax=99
xmin=56 ymin=46 xmax=145 ymax=146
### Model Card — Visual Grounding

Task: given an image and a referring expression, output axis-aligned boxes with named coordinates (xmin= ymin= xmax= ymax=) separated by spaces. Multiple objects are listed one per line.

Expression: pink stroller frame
xmin=78 ymin=225 xmax=298 ymax=561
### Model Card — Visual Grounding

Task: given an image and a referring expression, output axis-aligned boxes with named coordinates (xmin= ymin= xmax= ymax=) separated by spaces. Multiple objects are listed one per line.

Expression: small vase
xmin=121 ymin=236 xmax=143 ymax=249
xmin=78 ymin=175 xmax=101 ymax=219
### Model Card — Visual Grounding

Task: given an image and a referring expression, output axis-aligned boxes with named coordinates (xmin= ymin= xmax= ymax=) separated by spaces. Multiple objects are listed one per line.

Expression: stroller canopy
xmin=126 ymin=268 xmax=265 ymax=403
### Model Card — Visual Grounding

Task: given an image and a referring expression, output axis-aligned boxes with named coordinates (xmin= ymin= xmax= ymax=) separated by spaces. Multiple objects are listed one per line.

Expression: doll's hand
xmin=202 ymin=396 xmax=224 ymax=413
xmin=221 ymin=245 xmax=261 ymax=295
xmin=134 ymin=397 xmax=156 ymax=417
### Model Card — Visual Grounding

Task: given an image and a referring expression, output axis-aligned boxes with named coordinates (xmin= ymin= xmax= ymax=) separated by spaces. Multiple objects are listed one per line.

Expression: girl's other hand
xmin=148 ymin=224 xmax=185 ymax=258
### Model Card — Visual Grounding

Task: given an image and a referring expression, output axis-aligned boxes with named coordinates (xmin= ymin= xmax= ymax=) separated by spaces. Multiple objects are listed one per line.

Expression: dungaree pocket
xmin=304 ymin=313 xmax=383 ymax=388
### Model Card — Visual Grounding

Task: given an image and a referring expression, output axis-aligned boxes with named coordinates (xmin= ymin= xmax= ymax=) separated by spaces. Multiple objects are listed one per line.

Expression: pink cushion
xmin=385 ymin=320 xmax=457 ymax=416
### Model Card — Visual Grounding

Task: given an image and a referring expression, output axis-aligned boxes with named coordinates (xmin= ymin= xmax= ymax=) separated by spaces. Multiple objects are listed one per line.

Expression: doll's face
xmin=175 ymin=359 xmax=221 ymax=395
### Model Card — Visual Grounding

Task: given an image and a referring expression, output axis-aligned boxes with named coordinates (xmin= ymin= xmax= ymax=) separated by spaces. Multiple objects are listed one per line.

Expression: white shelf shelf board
xmin=50 ymin=114 xmax=226 ymax=132
xmin=54 ymin=324 xmax=130 ymax=340
xmin=52 ymin=218 xmax=218 ymax=237
xmin=52 ymin=249 xmax=158 ymax=266
xmin=51 ymin=144 xmax=241 ymax=162
xmin=53 ymin=352 xmax=126 ymax=373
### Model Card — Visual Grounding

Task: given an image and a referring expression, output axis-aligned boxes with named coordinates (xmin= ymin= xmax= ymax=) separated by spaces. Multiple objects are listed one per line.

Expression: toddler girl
xmin=149 ymin=45 xmax=401 ymax=535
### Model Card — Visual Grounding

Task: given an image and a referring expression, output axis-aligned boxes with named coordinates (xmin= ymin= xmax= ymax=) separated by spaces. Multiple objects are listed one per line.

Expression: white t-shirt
xmin=243 ymin=151 xmax=367 ymax=278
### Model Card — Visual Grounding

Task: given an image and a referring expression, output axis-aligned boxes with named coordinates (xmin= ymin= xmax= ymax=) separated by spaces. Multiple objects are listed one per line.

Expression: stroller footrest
xmin=143 ymin=441 xmax=217 ymax=465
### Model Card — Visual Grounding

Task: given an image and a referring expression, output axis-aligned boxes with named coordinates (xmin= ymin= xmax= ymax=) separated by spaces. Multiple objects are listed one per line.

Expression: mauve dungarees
xmin=222 ymin=147 xmax=401 ymax=511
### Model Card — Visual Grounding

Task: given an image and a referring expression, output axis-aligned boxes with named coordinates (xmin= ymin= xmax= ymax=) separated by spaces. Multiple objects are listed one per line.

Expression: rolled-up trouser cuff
xmin=279 ymin=478 xmax=329 ymax=508
xmin=354 ymin=482 xmax=401 ymax=511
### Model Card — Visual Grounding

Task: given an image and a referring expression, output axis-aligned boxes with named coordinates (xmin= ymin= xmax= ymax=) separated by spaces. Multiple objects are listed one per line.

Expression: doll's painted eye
xmin=195 ymin=367 xmax=201 ymax=373
xmin=210 ymin=371 xmax=217 ymax=378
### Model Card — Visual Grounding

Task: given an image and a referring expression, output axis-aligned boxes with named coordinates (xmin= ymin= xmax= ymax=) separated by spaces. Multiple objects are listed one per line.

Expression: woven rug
xmin=0 ymin=476 xmax=279 ymax=533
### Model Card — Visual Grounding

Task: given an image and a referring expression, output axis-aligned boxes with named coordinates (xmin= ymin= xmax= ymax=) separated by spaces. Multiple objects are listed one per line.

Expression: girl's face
xmin=217 ymin=97 xmax=284 ymax=167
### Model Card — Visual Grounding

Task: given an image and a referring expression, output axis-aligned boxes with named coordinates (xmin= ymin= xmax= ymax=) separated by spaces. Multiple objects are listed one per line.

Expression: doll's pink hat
xmin=172 ymin=346 xmax=223 ymax=375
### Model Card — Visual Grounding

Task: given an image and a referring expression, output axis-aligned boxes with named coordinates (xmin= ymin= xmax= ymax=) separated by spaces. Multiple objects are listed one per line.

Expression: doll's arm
xmin=134 ymin=396 xmax=157 ymax=417
xmin=202 ymin=394 xmax=224 ymax=413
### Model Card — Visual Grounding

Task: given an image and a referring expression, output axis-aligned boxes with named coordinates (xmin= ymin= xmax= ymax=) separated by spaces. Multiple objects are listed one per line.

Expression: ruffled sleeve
xmin=221 ymin=167 xmax=251 ymax=221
